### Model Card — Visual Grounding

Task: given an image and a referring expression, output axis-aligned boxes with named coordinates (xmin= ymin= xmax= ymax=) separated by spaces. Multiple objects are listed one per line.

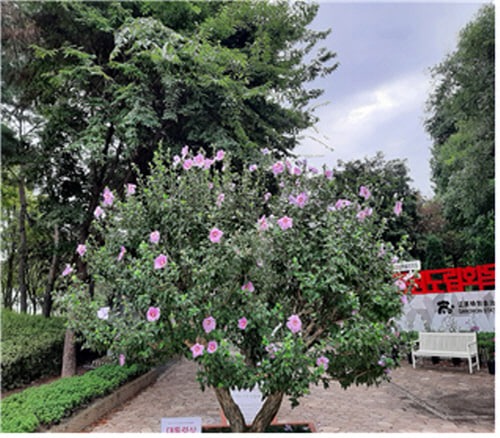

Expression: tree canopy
xmin=425 ymin=4 xmax=494 ymax=265
xmin=1 ymin=0 xmax=337 ymax=313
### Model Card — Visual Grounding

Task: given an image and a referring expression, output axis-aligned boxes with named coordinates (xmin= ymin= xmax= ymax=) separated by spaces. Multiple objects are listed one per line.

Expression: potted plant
xmin=477 ymin=332 xmax=495 ymax=374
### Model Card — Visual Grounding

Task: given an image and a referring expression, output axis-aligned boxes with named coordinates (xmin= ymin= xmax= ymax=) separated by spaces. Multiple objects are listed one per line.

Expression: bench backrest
xmin=418 ymin=332 xmax=478 ymax=354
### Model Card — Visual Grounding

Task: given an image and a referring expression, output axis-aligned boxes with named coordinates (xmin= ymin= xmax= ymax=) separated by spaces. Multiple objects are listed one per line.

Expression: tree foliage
xmin=1 ymin=0 xmax=337 ymax=312
xmin=425 ymin=4 xmax=494 ymax=265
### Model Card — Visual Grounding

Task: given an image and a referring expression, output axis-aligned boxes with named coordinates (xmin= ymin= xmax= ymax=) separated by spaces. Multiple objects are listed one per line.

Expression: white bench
xmin=411 ymin=332 xmax=479 ymax=374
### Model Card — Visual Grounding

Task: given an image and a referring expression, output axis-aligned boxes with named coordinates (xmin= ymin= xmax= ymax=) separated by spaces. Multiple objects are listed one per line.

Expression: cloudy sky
xmin=294 ymin=0 xmax=488 ymax=198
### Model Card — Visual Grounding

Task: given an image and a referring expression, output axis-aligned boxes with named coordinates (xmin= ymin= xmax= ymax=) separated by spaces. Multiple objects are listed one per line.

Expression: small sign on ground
xmin=160 ymin=417 xmax=202 ymax=433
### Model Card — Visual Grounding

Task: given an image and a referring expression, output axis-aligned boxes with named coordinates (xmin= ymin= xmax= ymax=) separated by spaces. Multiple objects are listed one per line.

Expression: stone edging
xmin=46 ymin=358 xmax=179 ymax=433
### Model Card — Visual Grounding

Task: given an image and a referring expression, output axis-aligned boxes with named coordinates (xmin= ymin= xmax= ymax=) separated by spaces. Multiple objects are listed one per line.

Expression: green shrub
xmin=1 ymin=309 xmax=67 ymax=390
xmin=477 ymin=332 xmax=495 ymax=358
xmin=0 ymin=364 xmax=143 ymax=433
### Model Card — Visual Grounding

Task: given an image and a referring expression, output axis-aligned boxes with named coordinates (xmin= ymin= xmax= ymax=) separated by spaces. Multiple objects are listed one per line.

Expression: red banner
xmin=396 ymin=263 xmax=495 ymax=295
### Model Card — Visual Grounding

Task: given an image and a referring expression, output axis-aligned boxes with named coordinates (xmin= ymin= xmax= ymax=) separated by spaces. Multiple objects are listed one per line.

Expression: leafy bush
xmin=477 ymin=332 xmax=495 ymax=359
xmin=0 ymin=364 xmax=142 ymax=433
xmin=59 ymin=146 xmax=410 ymax=432
xmin=1 ymin=309 xmax=66 ymax=390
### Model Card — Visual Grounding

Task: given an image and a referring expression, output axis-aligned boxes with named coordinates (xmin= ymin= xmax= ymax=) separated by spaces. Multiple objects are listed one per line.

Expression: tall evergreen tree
xmin=425 ymin=4 xmax=494 ymax=265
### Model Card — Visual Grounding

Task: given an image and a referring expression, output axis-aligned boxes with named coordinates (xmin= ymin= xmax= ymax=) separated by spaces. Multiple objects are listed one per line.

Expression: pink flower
xmin=203 ymin=316 xmax=216 ymax=333
xmin=261 ymin=147 xmax=270 ymax=155
xmin=316 ymin=356 xmax=329 ymax=370
xmin=249 ymin=164 xmax=258 ymax=172
xmin=216 ymin=193 xmax=225 ymax=207
xmin=62 ymin=264 xmax=73 ymax=277
xmin=257 ymin=215 xmax=269 ymax=232
xmin=193 ymin=153 xmax=205 ymax=167
xmin=359 ymin=185 xmax=371 ymax=200
xmin=286 ymin=314 xmax=302 ymax=334
xmin=241 ymin=281 xmax=255 ymax=292
xmin=356 ymin=207 xmax=373 ymax=222
xmin=394 ymin=200 xmax=403 ymax=216
xmin=395 ymin=279 xmax=406 ymax=290
xmin=102 ymin=187 xmax=114 ymax=206
xmin=324 ymin=169 xmax=334 ymax=180
xmin=183 ymin=159 xmax=193 ymax=170
xmin=119 ymin=354 xmax=126 ymax=367
xmin=203 ymin=158 xmax=214 ymax=170
xmin=308 ymin=166 xmax=318 ymax=174
xmin=181 ymin=145 xmax=189 ymax=158
xmin=150 ymin=231 xmax=160 ymax=244
xmin=263 ymin=192 xmax=272 ymax=202
xmin=76 ymin=244 xmax=87 ymax=257
xmin=272 ymin=161 xmax=285 ymax=176
xmin=126 ymin=183 xmax=136 ymax=196
xmin=97 ymin=307 xmax=110 ymax=320
xmin=207 ymin=341 xmax=218 ymax=354
xmin=154 ymin=254 xmax=168 ymax=269
xmin=147 ymin=306 xmax=160 ymax=322
xmin=215 ymin=150 xmax=225 ymax=161
xmin=265 ymin=343 xmax=278 ymax=359
xmin=334 ymin=199 xmax=351 ymax=210
xmin=289 ymin=192 xmax=308 ymax=208
xmin=173 ymin=155 xmax=181 ymax=166
xmin=117 ymin=246 xmax=126 ymax=261
xmin=191 ymin=343 xmax=204 ymax=358
xmin=292 ymin=166 xmax=302 ymax=176
xmin=94 ymin=206 xmax=104 ymax=219
xmin=209 ymin=227 xmax=223 ymax=243
xmin=238 ymin=317 xmax=248 ymax=330
xmin=277 ymin=216 xmax=293 ymax=230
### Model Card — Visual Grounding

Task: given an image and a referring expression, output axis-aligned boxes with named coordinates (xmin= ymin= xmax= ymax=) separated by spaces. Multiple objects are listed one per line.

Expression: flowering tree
xmin=59 ymin=147 xmax=408 ymax=432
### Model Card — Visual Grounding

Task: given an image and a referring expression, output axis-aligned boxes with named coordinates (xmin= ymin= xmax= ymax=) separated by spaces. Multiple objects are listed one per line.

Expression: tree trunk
xmin=43 ymin=224 xmax=59 ymax=317
xmin=213 ymin=387 xmax=247 ymax=432
xmin=249 ymin=391 xmax=284 ymax=433
xmin=61 ymin=328 xmax=77 ymax=377
xmin=4 ymin=240 xmax=16 ymax=310
xmin=18 ymin=173 xmax=28 ymax=313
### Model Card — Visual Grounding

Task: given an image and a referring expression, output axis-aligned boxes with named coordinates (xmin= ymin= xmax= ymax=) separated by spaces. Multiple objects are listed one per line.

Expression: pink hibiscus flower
xmin=286 ymin=314 xmax=302 ymax=334
xmin=126 ymin=183 xmax=136 ymax=196
xmin=154 ymin=254 xmax=168 ymax=269
xmin=62 ymin=264 xmax=73 ymax=277
xmin=238 ymin=317 xmax=248 ymax=330
xmin=277 ymin=216 xmax=293 ymax=230
xmin=76 ymin=244 xmax=87 ymax=257
xmin=359 ymin=185 xmax=371 ymax=200
xmin=147 ymin=306 xmax=160 ymax=322
xmin=272 ymin=161 xmax=285 ymax=176
xmin=394 ymin=200 xmax=403 ymax=216
xmin=207 ymin=341 xmax=218 ymax=354
xmin=150 ymin=230 xmax=160 ymax=244
xmin=191 ymin=343 xmax=204 ymax=358
xmin=117 ymin=246 xmax=126 ymax=261
xmin=94 ymin=206 xmax=104 ymax=219
xmin=241 ymin=281 xmax=255 ymax=292
xmin=209 ymin=227 xmax=223 ymax=243
xmin=203 ymin=316 xmax=216 ymax=334
xmin=316 ymin=356 xmax=329 ymax=370
xmin=102 ymin=187 xmax=114 ymax=206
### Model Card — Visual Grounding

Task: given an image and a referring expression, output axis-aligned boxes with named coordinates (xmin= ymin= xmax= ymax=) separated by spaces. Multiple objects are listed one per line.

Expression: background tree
xmin=333 ymin=152 xmax=419 ymax=257
xmin=425 ymin=4 xmax=494 ymax=266
xmin=2 ymin=0 xmax=337 ymax=372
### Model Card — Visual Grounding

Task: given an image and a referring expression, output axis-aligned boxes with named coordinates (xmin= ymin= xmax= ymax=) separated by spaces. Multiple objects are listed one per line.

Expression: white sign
xmin=396 ymin=290 xmax=495 ymax=332
xmin=230 ymin=386 xmax=264 ymax=424
xmin=161 ymin=417 xmax=202 ymax=433
xmin=393 ymin=260 xmax=421 ymax=272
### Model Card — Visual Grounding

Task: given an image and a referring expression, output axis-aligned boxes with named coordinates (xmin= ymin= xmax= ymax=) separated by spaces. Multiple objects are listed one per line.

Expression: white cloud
xmin=295 ymin=71 xmax=434 ymax=196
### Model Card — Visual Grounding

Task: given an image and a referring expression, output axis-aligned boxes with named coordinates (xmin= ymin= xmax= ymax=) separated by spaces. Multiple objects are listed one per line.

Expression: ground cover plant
xmin=60 ymin=147 xmax=411 ymax=432
xmin=0 ymin=309 xmax=66 ymax=390
xmin=0 ymin=363 xmax=142 ymax=433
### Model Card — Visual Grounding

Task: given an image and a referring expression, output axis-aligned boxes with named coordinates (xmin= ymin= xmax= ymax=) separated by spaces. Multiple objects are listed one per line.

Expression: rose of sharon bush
xmin=60 ymin=147 xmax=409 ymax=432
